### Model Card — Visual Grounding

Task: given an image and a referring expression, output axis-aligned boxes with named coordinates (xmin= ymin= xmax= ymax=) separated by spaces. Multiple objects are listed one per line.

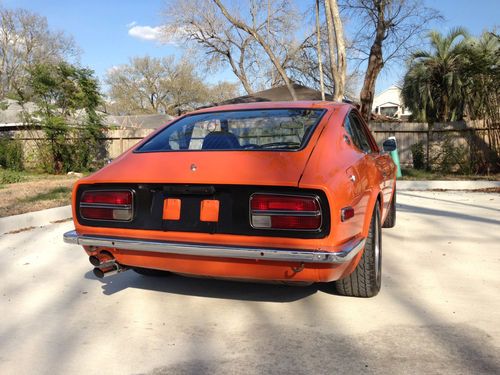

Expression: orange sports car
xmin=64 ymin=101 xmax=396 ymax=297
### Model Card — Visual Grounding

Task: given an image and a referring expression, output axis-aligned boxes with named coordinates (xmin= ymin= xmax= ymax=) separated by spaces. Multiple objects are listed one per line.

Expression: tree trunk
xmin=213 ymin=0 xmax=297 ymax=100
xmin=324 ymin=0 xmax=340 ymax=100
xmin=359 ymin=42 xmax=384 ymax=121
xmin=426 ymin=121 xmax=433 ymax=171
xmin=359 ymin=0 xmax=386 ymax=123
xmin=327 ymin=0 xmax=346 ymax=101
xmin=315 ymin=0 xmax=325 ymax=100
xmin=227 ymin=53 xmax=253 ymax=95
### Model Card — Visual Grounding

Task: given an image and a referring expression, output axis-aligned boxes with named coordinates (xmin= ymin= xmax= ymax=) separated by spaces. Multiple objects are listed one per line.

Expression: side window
xmin=349 ymin=114 xmax=374 ymax=153
xmin=344 ymin=116 xmax=362 ymax=151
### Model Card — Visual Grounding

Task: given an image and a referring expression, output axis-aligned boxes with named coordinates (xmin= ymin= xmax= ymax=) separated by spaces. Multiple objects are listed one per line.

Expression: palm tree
xmin=462 ymin=31 xmax=500 ymax=156
xmin=402 ymin=27 xmax=470 ymax=122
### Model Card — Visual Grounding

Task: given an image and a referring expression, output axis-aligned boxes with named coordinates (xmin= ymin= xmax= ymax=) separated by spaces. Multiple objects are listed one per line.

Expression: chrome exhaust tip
xmin=92 ymin=262 xmax=127 ymax=279
xmin=93 ymin=267 xmax=107 ymax=279
xmin=89 ymin=252 xmax=127 ymax=278
xmin=89 ymin=251 xmax=114 ymax=267
xmin=89 ymin=255 xmax=101 ymax=267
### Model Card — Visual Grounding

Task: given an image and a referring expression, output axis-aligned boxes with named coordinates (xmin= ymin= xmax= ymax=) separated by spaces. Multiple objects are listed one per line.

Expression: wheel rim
xmin=374 ymin=210 xmax=382 ymax=287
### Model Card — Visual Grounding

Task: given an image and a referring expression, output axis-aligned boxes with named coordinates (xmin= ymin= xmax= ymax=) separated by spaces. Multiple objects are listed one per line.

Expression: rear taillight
xmin=250 ymin=194 xmax=321 ymax=230
xmin=80 ymin=190 xmax=133 ymax=221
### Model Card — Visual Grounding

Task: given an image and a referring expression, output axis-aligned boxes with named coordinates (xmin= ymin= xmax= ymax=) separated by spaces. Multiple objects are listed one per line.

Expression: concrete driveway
xmin=0 ymin=191 xmax=499 ymax=375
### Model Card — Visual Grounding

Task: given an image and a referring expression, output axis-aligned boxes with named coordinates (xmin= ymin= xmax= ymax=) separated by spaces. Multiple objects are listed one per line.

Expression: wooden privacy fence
xmin=1 ymin=128 xmax=154 ymax=163
xmin=370 ymin=121 xmax=499 ymax=169
xmin=2 ymin=121 xmax=499 ymax=171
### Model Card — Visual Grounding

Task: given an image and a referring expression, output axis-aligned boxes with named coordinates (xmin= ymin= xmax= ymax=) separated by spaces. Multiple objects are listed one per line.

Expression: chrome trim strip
xmin=80 ymin=203 xmax=132 ymax=210
xmin=63 ymin=230 xmax=365 ymax=264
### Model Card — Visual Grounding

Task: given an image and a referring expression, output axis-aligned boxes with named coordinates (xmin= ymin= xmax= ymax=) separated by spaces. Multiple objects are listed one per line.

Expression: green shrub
xmin=0 ymin=169 xmax=24 ymax=184
xmin=411 ymin=142 xmax=425 ymax=170
xmin=0 ymin=138 xmax=24 ymax=171
xmin=21 ymin=62 xmax=107 ymax=174
xmin=436 ymin=137 xmax=470 ymax=174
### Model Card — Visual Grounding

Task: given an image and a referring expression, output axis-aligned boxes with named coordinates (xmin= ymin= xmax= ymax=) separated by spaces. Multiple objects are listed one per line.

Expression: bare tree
xmin=106 ymin=56 xmax=168 ymax=114
xmin=206 ymin=81 xmax=241 ymax=103
xmin=106 ymin=56 xmax=207 ymax=115
xmin=164 ymin=0 xmax=350 ymax=100
xmin=165 ymin=0 xmax=301 ymax=97
xmin=164 ymin=0 xmax=259 ymax=94
xmin=212 ymin=0 xmax=299 ymax=99
xmin=283 ymin=20 xmax=360 ymax=99
xmin=341 ymin=0 xmax=440 ymax=121
xmin=105 ymin=55 xmax=235 ymax=115
xmin=0 ymin=6 xmax=78 ymax=98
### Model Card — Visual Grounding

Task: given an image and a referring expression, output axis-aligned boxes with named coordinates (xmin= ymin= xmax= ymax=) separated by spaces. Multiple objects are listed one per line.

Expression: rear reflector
xmin=250 ymin=194 xmax=321 ymax=230
xmin=341 ymin=207 xmax=355 ymax=222
xmin=80 ymin=190 xmax=133 ymax=221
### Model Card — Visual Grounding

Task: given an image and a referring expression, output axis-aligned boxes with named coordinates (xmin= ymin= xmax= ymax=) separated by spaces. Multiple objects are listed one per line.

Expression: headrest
xmin=202 ymin=131 xmax=241 ymax=150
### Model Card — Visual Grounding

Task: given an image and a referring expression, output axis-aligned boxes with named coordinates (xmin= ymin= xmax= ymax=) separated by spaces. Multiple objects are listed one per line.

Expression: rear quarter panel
xmin=298 ymin=106 xmax=384 ymax=244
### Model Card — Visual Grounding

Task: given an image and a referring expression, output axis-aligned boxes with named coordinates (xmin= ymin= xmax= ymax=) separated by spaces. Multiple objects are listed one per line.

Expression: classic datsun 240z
xmin=64 ymin=101 xmax=396 ymax=297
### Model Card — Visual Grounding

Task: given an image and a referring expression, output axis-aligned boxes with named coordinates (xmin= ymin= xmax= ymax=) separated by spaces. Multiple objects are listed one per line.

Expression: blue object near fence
xmin=388 ymin=136 xmax=402 ymax=178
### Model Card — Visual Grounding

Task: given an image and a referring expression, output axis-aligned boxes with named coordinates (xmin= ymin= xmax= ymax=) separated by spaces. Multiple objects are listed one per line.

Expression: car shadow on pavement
xmin=398 ymin=191 xmax=499 ymax=213
xmin=397 ymin=203 xmax=500 ymax=225
xmin=84 ymin=270 xmax=322 ymax=302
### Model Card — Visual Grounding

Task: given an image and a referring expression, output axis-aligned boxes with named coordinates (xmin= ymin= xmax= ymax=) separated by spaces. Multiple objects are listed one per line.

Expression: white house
xmin=372 ymin=85 xmax=411 ymax=119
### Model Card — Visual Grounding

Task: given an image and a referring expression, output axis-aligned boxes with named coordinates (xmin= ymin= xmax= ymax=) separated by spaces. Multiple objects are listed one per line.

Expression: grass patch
xmin=21 ymin=186 xmax=72 ymax=203
xmin=0 ymin=174 xmax=78 ymax=217
xmin=401 ymin=168 xmax=439 ymax=180
xmin=0 ymin=169 xmax=26 ymax=184
xmin=401 ymin=168 xmax=500 ymax=181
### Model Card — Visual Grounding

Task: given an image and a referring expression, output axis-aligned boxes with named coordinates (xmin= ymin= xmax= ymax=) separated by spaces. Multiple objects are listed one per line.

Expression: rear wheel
xmin=132 ymin=267 xmax=171 ymax=277
xmin=335 ymin=202 xmax=382 ymax=297
xmin=382 ymin=188 xmax=396 ymax=228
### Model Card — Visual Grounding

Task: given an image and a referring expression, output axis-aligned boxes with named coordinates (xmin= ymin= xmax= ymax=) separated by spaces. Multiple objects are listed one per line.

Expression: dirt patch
xmin=5 ymin=226 xmax=36 ymax=234
xmin=0 ymin=176 xmax=78 ymax=217
xmin=469 ymin=187 xmax=500 ymax=193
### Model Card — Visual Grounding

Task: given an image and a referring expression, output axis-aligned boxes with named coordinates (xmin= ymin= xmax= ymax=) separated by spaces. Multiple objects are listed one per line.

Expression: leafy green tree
xmin=22 ymin=62 xmax=106 ymax=173
xmin=402 ymin=28 xmax=499 ymax=172
xmin=462 ymin=32 xmax=499 ymax=119
xmin=402 ymin=27 xmax=469 ymax=122
xmin=462 ymin=31 xmax=500 ymax=168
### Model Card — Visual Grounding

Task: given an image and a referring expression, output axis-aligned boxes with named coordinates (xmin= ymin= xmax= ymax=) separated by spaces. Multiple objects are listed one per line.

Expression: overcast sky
xmin=3 ymin=0 xmax=499 ymax=96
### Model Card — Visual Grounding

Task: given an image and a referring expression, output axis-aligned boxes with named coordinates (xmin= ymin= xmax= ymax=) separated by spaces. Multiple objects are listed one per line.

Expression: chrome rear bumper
xmin=63 ymin=230 xmax=365 ymax=264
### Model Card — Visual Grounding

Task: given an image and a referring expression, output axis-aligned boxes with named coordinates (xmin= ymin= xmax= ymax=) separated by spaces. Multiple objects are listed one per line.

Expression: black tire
xmin=132 ymin=267 xmax=171 ymax=277
xmin=335 ymin=202 xmax=382 ymax=297
xmin=382 ymin=188 xmax=396 ymax=228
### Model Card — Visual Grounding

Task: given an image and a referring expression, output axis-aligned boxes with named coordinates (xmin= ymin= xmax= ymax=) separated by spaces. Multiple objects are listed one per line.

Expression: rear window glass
xmin=136 ymin=109 xmax=325 ymax=152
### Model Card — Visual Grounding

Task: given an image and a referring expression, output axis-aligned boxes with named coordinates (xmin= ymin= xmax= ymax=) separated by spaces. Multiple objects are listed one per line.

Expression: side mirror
xmin=382 ymin=138 xmax=397 ymax=152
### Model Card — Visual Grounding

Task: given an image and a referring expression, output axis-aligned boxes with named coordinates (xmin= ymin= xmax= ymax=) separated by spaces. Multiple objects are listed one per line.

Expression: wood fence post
xmin=426 ymin=122 xmax=432 ymax=171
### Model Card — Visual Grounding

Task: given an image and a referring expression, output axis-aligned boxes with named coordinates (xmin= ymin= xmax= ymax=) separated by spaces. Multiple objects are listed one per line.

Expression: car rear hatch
xmin=75 ymin=107 xmax=334 ymax=238
xmin=76 ymin=149 xmax=330 ymax=239
xmin=89 ymin=149 xmax=312 ymax=187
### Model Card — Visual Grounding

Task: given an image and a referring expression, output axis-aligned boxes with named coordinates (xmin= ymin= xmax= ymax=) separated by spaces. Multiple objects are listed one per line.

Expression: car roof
xmin=191 ymin=101 xmax=352 ymax=114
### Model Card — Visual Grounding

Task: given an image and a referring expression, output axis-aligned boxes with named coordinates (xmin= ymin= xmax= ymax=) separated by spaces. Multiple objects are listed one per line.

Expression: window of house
xmin=380 ymin=106 xmax=398 ymax=117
